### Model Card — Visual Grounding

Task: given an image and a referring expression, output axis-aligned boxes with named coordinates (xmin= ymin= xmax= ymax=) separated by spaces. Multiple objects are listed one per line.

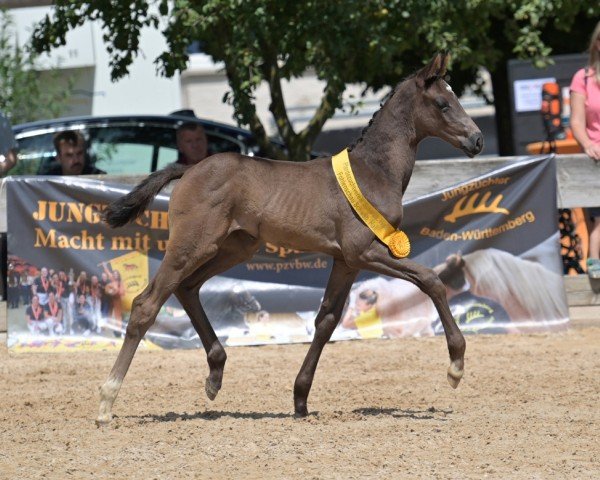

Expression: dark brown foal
xmin=96 ymin=53 xmax=483 ymax=424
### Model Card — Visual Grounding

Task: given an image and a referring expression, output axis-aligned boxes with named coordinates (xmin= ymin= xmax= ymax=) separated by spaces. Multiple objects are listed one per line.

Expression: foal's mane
xmin=347 ymin=73 xmax=417 ymax=152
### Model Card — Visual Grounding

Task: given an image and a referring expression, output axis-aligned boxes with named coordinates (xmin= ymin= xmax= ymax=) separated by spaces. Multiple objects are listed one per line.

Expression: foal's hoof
xmin=205 ymin=377 xmax=219 ymax=401
xmin=447 ymin=362 xmax=464 ymax=389
xmin=294 ymin=404 xmax=309 ymax=418
xmin=95 ymin=413 xmax=113 ymax=426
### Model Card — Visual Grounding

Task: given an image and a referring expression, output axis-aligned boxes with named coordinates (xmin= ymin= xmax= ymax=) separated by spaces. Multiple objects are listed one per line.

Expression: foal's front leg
xmin=357 ymin=243 xmax=466 ymax=388
xmin=294 ymin=259 xmax=358 ymax=417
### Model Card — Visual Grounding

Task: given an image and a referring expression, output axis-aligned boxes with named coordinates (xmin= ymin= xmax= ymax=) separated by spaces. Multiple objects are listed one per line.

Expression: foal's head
xmin=409 ymin=53 xmax=483 ymax=157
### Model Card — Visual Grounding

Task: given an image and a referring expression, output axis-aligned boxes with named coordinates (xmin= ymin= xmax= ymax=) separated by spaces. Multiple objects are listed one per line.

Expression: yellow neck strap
xmin=332 ymin=149 xmax=410 ymax=258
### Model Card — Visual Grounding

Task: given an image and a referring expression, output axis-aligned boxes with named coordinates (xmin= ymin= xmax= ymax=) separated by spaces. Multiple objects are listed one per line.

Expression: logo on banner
xmin=420 ymin=173 xmax=538 ymax=242
xmin=444 ymin=191 xmax=509 ymax=223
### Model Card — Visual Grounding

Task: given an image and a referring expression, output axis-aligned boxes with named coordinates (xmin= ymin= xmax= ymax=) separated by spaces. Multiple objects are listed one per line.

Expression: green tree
xmin=30 ymin=1 xmax=600 ymax=160
xmin=0 ymin=10 xmax=73 ymax=124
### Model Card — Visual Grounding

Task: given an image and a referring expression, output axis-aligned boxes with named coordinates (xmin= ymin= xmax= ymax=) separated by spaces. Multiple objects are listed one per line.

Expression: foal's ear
xmin=416 ymin=53 xmax=450 ymax=88
xmin=439 ymin=52 xmax=450 ymax=76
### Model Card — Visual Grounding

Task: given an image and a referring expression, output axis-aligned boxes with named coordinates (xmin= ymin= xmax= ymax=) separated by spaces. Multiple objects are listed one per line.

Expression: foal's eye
xmin=435 ymin=97 xmax=450 ymax=112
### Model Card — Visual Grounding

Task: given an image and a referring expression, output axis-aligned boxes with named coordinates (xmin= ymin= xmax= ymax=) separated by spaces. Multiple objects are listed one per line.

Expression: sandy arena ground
xmin=1 ymin=326 xmax=599 ymax=479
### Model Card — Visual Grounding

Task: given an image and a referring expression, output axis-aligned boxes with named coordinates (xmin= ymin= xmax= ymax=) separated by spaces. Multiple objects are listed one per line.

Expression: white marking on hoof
xmin=447 ymin=362 xmax=463 ymax=389
xmin=97 ymin=378 xmax=121 ymax=425
xmin=95 ymin=413 xmax=113 ymax=426
xmin=205 ymin=377 xmax=219 ymax=401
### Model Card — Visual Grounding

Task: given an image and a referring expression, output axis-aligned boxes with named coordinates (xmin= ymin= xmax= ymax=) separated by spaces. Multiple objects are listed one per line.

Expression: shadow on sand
xmin=353 ymin=406 xmax=453 ymax=420
xmin=128 ymin=410 xmax=294 ymax=423
xmin=127 ymin=406 xmax=452 ymax=423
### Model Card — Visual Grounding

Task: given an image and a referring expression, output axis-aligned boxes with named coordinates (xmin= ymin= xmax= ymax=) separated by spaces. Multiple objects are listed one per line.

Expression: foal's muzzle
xmin=461 ymin=132 xmax=484 ymax=158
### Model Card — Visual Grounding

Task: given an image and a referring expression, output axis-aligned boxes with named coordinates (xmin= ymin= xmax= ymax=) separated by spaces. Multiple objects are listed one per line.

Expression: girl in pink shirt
xmin=570 ymin=21 xmax=600 ymax=160
xmin=570 ymin=20 xmax=600 ymax=267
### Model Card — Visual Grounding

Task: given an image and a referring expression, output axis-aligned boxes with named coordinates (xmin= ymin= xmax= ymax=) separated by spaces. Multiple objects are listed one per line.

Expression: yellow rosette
xmin=386 ymin=230 xmax=411 ymax=258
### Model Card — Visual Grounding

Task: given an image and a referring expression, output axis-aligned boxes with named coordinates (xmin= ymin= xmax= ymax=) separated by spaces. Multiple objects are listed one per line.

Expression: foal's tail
xmin=103 ymin=163 xmax=189 ymax=228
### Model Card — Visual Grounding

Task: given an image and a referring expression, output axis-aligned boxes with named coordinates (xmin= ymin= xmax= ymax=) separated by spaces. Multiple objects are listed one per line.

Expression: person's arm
xmin=570 ymin=91 xmax=600 ymax=160
xmin=0 ymin=148 xmax=17 ymax=175
xmin=101 ymin=262 xmax=112 ymax=277
xmin=341 ymin=307 xmax=357 ymax=329
xmin=0 ymin=112 xmax=18 ymax=175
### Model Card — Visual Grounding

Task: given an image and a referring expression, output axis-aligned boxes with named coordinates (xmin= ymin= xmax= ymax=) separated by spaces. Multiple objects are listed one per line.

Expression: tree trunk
xmin=287 ymin=138 xmax=312 ymax=163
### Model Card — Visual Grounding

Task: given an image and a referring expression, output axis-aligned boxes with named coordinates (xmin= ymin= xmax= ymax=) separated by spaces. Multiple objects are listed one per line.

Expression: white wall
xmin=11 ymin=6 xmax=181 ymax=118
xmin=91 ymin=24 xmax=181 ymax=116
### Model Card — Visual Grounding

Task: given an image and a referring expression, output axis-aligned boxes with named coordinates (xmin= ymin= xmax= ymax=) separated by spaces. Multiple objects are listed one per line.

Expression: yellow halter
xmin=332 ymin=149 xmax=410 ymax=258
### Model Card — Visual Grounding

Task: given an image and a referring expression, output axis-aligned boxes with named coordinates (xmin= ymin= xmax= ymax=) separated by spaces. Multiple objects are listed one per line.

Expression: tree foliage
xmin=30 ymin=1 xmax=600 ymax=160
xmin=0 ymin=10 xmax=73 ymax=124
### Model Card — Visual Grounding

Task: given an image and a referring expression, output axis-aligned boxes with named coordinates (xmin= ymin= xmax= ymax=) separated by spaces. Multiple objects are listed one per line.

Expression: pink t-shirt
xmin=570 ymin=67 xmax=600 ymax=143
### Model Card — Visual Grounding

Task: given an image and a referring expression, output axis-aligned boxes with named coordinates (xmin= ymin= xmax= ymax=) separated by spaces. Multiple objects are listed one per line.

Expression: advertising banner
xmin=5 ymin=155 xmax=569 ymax=351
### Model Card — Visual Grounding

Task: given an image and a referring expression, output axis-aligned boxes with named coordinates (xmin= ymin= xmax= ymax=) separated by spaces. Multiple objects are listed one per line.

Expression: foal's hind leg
xmin=96 ymin=221 xmax=230 ymax=424
xmin=175 ymin=231 xmax=260 ymax=401
xmin=175 ymin=285 xmax=225 ymax=401
xmin=294 ymin=259 xmax=358 ymax=417
xmin=357 ymin=244 xmax=466 ymax=388
xmin=96 ymin=256 xmax=195 ymax=424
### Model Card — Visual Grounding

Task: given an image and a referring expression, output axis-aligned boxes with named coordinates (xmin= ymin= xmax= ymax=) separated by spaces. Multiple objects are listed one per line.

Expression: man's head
xmin=176 ymin=122 xmax=208 ymax=165
xmin=53 ymin=131 xmax=86 ymax=175
xmin=356 ymin=289 xmax=378 ymax=312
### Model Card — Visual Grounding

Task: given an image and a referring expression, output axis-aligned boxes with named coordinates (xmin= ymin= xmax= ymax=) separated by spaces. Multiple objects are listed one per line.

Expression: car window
xmin=155 ymin=132 xmax=246 ymax=170
xmin=11 ymin=120 xmax=249 ymax=177
xmin=156 ymin=147 xmax=179 ymax=170
xmin=209 ymin=133 xmax=246 ymax=155
xmin=89 ymin=125 xmax=177 ymax=174
xmin=92 ymin=142 xmax=156 ymax=174
xmin=11 ymin=132 xmax=54 ymax=175
xmin=14 ymin=124 xmax=175 ymax=176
